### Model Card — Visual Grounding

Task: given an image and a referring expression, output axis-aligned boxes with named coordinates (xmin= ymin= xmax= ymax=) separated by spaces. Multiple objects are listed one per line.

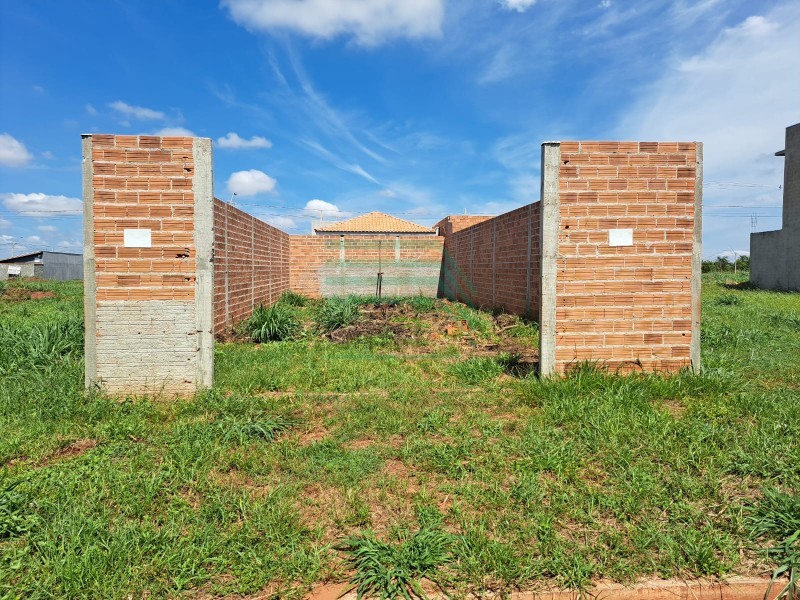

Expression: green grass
xmin=1 ymin=274 xmax=799 ymax=598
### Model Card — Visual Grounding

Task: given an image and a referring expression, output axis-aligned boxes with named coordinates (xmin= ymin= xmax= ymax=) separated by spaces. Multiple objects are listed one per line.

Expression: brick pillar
xmin=82 ymin=134 xmax=214 ymax=395
xmin=539 ymin=140 xmax=702 ymax=375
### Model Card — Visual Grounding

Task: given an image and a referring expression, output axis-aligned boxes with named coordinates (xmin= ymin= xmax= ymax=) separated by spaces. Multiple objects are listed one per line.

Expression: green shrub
xmin=315 ymin=296 xmax=361 ymax=333
xmin=449 ymin=357 xmax=503 ymax=384
xmin=335 ymin=527 xmax=455 ymax=600
xmin=242 ymin=303 xmax=299 ymax=342
xmin=278 ymin=290 xmax=310 ymax=307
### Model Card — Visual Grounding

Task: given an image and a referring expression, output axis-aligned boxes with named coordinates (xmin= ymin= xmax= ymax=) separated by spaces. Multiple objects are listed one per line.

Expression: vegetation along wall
xmin=437 ymin=204 xmax=542 ymax=318
xmin=213 ymin=198 xmax=290 ymax=333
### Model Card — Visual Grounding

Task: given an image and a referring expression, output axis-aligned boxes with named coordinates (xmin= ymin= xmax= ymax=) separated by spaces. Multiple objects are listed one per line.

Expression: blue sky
xmin=1 ymin=0 xmax=798 ymax=260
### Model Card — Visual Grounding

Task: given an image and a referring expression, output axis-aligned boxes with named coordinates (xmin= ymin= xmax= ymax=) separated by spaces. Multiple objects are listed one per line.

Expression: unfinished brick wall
xmin=437 ymin=204 xmax=541 ymax=317
xmin=435 ymin=215 xmax=493 ymax=237
xmin=541 ymin=141 xmax=702 ymax=374
xmin=437 ymin=141 xmax=701 ymax=375
xmin=213 ymin=198 xmax=290 ymax=333
xmin=83 ymin=134 xmax=214 ymax=395
xmin=290 ymin=235 xmax=444 ymax=297
xmin=84 ymin=133 xmax=701 ymax=395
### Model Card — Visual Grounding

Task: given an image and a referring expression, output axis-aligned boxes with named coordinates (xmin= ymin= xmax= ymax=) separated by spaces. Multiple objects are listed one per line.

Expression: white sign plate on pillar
xmin=123 ymin=229 xmax=152 ymax=248
xmin=608 ymin=228 xmax=633 ymax=247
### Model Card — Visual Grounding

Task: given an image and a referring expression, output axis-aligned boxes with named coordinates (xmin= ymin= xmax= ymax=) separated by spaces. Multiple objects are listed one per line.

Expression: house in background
xmin=750 ymin=123 xmax=800 ymax=291
xmin=313 ymin=211 xmax=437 ymax=236
xmin=306 ymin=211 xmax=440 ymax=298
xmin=0 ymin=250 xmax=83 ymax=281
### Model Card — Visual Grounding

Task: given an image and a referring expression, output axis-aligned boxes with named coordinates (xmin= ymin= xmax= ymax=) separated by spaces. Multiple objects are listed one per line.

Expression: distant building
xmin=750 ymin=123 xmax=800 ymax=291
xmin=314 ymin=211 xmax=436 ymax=236
xmin=0 ymin=251 xmax=83 ymax=281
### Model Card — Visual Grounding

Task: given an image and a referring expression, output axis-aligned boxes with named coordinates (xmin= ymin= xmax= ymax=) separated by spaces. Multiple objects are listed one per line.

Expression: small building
xmin=0 ymin=250 xmax=83 ymax=281
xmin=314 ymin=211 xmax=436 ymax=236
xmin=750 ymin=123 xmax=800 ymax=291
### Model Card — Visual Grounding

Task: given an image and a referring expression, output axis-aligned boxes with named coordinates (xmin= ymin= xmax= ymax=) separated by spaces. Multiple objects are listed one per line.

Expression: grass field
xmin=0 ymin=275 xmax=798 ymax=598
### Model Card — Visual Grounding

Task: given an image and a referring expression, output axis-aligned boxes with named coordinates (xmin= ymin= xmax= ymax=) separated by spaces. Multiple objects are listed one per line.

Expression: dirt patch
xmin=660 ymin=399 xmax=686 ymax=418
xmin=343 ymin=435 xmax=405 ymax=451
xmin=29 ymin=291 xmax=56 ymax=300
xmin=299 ymin=427 xmax=330 ymax=446
xmin=41 ymin=438 xmax=98 ymax=466
xmin=1 ymin=286 xmax=57 ymax=302
xmin=305 ymin=583 xmax=351 ymax=600
xmin=328 ymin=320 xmax=411 ymax=343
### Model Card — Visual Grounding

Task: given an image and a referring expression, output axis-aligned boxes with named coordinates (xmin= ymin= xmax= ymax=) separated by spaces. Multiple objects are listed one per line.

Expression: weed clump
xmin=242 ymin=303 xmax=300 ymax=342
xmin=335 ymin=527 xmax=455 ymax=600
xmin=215 ymin=414 xmax=296 ymax=444
xmin=315 ymin=296 xmax=361 ymax=333
xmin=0 ymin=317 xmax=84 ymax=375
xmin=746 ymin=488 xmax=800 ymax=599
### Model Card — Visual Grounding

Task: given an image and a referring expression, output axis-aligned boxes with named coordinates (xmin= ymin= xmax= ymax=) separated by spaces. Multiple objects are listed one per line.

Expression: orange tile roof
xmin=314 ymin=211 xmax=434 ymax=234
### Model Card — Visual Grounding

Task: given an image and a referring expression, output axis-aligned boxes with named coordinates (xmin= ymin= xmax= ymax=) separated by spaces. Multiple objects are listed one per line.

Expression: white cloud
xmin=378 ymin=189 xmax=397 ymax=198
xmin=226 ymin=169 xmax=277 ymax=196
xmin=41 ymin=151 xmax=54 ymax=160
xmin=85 ymin=104 xmax=98 ymax=116
xmin=153 ymin=127 xmax=196 ymax=137
xmin=617 ymin=4 xmax=800 ymax=256
xmin=0 ymin=134 xmax=34 ymax=167
xmin=500 ymin=0 xmax=537 ymax=13
xmin=303 ymin=199 xmax=344 ymax=217
xmin=217 ymin=132 xmax=272 ymax=149
xmin=1 ymin=193 xmax=82 ymax=216
xmin=37 ymin=225 xmax=57 ymax=232
xmin=0 ymin=217 xmax=9 ymax=229
xmin=222 ymin=0 xmax=445 ymax=45
xmin=25 ymin=235 xmax=43 ymax=245
xmin=108 ymin=100 xmax=165 ymax=121
xmin=265 ymin=215 xmax=297 ymax=230
xmin=57 ymin=239 xmax=83 ymax=249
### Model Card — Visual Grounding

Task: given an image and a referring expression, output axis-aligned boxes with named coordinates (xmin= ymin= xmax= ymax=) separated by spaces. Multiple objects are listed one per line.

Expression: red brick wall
xmin=213 ymin=198 xmax=290 ymax=333
xmin=290 ymin=235 xmax=444 ymax=298
xmin=438 ymin=203 xmax=541 ymax=317
xmin=434 ymin=215 xmax=493 ymax=237
xmin=553 ymin=141 xmax=699 ymax=373
xmin=91 ymin=134 xmax=197 ymax=301
xmin=86 ymin=134 xmax=214 ymax=395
